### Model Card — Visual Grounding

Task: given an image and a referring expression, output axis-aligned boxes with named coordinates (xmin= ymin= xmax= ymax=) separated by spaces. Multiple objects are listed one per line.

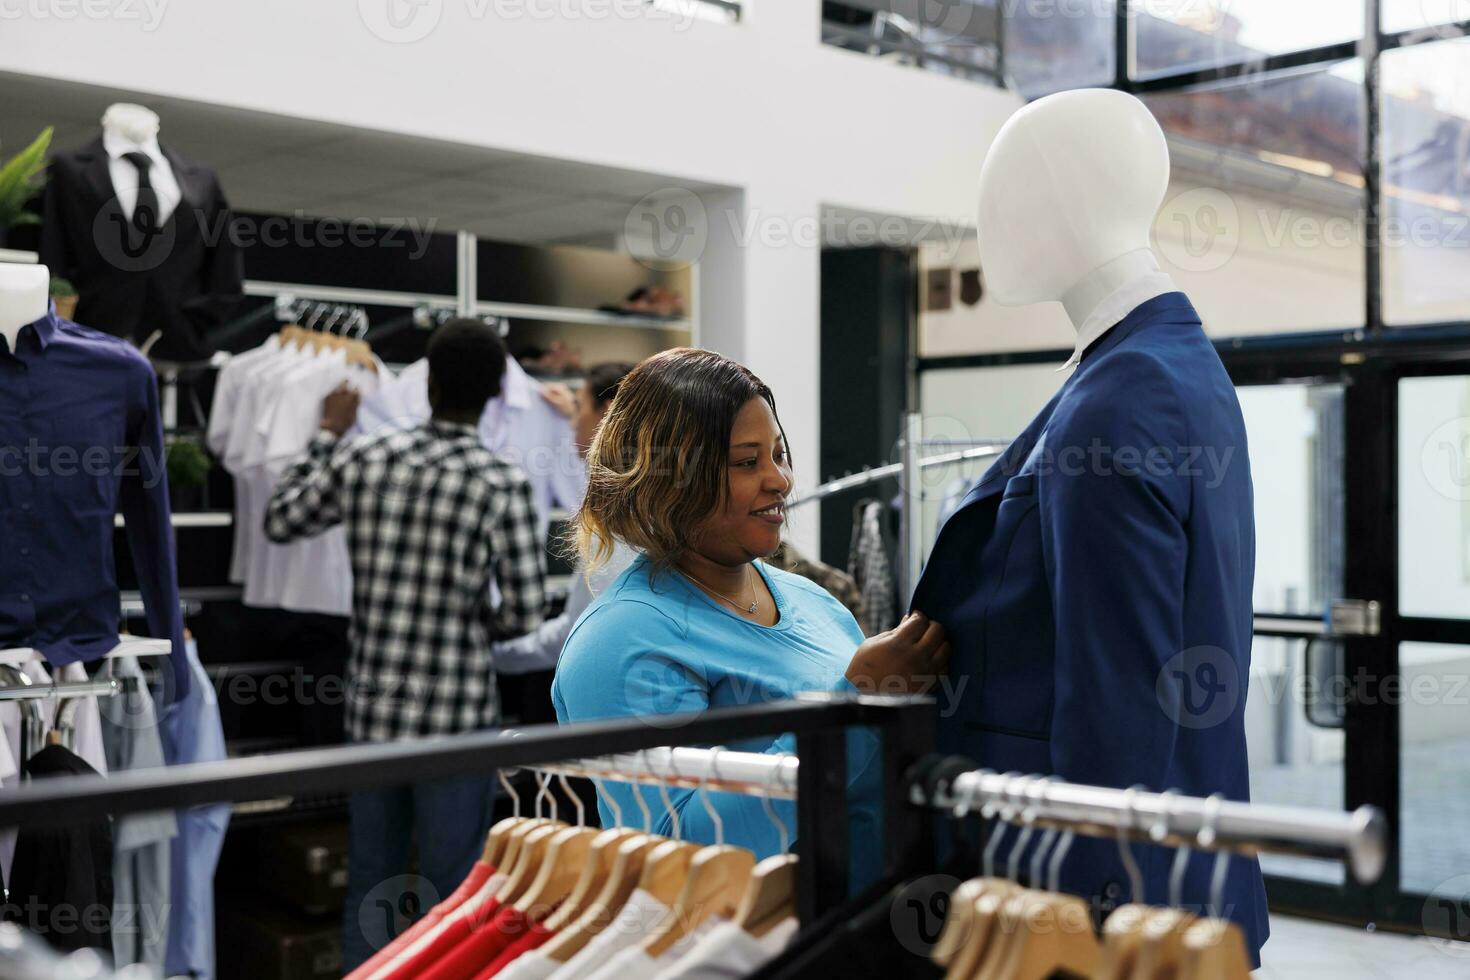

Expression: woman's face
xmin=693 ymin=397 xmax=792 ymax=564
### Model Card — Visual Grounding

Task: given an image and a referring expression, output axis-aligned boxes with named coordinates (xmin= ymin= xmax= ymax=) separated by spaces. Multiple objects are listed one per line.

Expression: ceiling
xmin=0 ymin=71 xmax=730 ymax=248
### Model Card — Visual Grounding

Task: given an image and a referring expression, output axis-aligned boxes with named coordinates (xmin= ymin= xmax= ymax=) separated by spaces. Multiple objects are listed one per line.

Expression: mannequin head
xmin=977 ymin=88 xmax=1169 ymax=308
xmin=0 ymin=263 xmax=51 ymax=351
xmin=101 ymin=103 xmax=161 ymax=146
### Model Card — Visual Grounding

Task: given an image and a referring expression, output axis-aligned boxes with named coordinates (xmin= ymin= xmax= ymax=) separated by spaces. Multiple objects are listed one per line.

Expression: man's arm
xmin=264 ymin=383 xmax=358 ymax=544
xmin=487 ymin=472 xmax=547 ymax=639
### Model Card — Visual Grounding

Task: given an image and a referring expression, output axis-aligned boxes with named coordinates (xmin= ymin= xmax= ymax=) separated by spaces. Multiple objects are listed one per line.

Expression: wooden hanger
xmin=540 ymin=831 xmax=658 ymax=963
xmin=495 ymin=772 xmax=569 ymax=904
xmin=640 ymin=749 xmax=756 ymax=958
xmin=1095 ymin=786 xmax=1155 ymax=980
xmin=931 ymin=770 xmax=1031 ymax=980
xmin=733 ymin=765 xmax=798 ymax=939
xmin=1129 ymin=793 xmax=1199 ymax=980
xmin=989 ymin=821 xmax=1100 ymax=980
xmin=515 ymin=775 xmax=615 ymax=917
xmin=1180 ymin=918 xmax=1251 ymax=979
xmin=1181 ymin=794 xmax=1251 ymax=980
xmin=484 ymin=769 xmax=530 ymax=868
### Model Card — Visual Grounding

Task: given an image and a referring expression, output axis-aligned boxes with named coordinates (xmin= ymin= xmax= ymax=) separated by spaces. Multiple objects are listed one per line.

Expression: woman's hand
xmin=845 ymin=610 xmax=951 ymax=695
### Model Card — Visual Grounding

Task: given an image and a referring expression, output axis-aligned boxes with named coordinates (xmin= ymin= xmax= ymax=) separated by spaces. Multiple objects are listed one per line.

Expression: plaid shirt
xmin=265 ymin=420 xmax=545 ymax=741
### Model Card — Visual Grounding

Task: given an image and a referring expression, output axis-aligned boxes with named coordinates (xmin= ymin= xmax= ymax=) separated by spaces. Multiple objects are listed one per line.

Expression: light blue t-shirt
xmin=552 ymin=554 xmax=881 ymax=890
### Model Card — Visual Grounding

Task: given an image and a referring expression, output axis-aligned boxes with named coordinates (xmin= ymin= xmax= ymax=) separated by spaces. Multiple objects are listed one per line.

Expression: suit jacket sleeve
xmin=1039 ymin=351 xmax=1191 ymax=793
xmin=39 ymin=160 xmax=78 ymax=281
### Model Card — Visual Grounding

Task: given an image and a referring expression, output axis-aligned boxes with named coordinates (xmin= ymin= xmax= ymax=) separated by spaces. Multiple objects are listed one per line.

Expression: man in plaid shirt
xmin=265 ymin=319 xmax=545 ymax=969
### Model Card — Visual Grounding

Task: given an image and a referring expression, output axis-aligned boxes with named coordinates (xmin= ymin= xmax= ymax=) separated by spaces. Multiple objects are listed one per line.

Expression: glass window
xmin=1237 ymin=382 xmax=1346 ymax=615
xmin=1382 ymin=0 xmax=1470 ymax=35
xmin=1247 ymin=634 xmax=1347 ymax=886
xmin=1399 ymin=376 xmax=1470 ymax=618
xmin=1380 ymin=37 xmax=1470 ymax=326
xmin=1143 ymin=63 xmax=1366 ymax=336
xmin=1134 ymin=0 xmax=1364 ymax=80
xmin=1398 ymin=642 xmax=1470 ymax=895
xmin=1003 ymin=0 xmax=1115 ymax=98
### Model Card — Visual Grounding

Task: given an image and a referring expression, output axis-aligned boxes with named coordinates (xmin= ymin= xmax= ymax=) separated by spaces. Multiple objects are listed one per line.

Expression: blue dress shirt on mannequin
xmin=0 ymin=306 xmax=187 ymax=698
xmin=913 ymin=292 xmax=1269 ymax=964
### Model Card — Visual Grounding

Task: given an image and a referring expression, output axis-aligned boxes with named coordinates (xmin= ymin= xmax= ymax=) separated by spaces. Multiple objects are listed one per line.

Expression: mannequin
xmin=977 ymin=87 xmax=1178 ymax=359
xmin=913 ymin=90 xmax=1268 ymax=964
xmin=41 ymin=103 xmax=242 ymax=361
xmin=0 ymin=263 xmax=49 ymax=353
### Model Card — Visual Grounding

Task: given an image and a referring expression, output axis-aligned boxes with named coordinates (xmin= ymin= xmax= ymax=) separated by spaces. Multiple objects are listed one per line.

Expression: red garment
xmin=418 ymin=906 xmax=534 ymax=980
xmin=377 ymin=897 xmax=503 ymax=980
xmin=474 ymin=923 xmax=555 ymax=980
xmin=347 ymin=863 xmax=497 ymax=980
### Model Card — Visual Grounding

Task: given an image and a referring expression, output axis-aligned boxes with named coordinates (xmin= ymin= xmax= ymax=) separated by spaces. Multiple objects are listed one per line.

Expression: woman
xmin=552 ymin=348 xmax=948 ymax=890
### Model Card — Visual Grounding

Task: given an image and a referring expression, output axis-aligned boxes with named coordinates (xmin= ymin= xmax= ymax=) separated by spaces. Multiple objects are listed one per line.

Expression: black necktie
xmin=122 ymin=151 xmax=160 ymax=242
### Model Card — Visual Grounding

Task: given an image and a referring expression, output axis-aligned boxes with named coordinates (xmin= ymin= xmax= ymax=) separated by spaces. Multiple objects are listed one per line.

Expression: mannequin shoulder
xmin=1054 ymin=349 xmax=1188 ymax=441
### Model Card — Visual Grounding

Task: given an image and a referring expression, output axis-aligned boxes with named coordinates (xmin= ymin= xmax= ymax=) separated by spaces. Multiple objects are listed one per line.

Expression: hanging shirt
xmin=475 ymin=923 xmax=556 ymax=979
xmin=576 ymin=916 xmax=727 ymax=980
xmin=346 ymin=863 xmax=502 ymax=980
xmin=356 ymin=357 xmax=586 ymax=535
xmin=418 ymin=905 xmax=540 ymax=980
xmin=649 ymin=918 xmax=798 ymax=980
xmin=493 ymin=948 xmax=559 ymax=980
xmin=549 ymin=887 xmax=679 ymax=980
xmin=0 ymin=307 xmax=187 ymax=697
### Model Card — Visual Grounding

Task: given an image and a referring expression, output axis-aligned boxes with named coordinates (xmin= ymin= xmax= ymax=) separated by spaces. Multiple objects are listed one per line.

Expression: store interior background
xmin=4 ymin=0 xmax=1470 ymax=973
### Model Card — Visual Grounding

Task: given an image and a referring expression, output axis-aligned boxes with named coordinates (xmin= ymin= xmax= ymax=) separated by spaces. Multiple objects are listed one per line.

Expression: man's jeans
xmin=340 ymin=767 xmax=496 ymax=971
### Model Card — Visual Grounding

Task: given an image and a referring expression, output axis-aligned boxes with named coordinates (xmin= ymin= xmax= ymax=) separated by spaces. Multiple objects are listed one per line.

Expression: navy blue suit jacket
xmin=913 ymin=292 xmax=1269 ymax=961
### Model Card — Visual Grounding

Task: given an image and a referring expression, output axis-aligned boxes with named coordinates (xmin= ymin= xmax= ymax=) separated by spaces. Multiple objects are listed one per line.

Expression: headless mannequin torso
xmin=0 ymin=264 xmax=50 ymax=354
xmin=976 ymin=88 xmax=1177 ymax=362
xmin=100 ymin=103 xmax=181 ymax=226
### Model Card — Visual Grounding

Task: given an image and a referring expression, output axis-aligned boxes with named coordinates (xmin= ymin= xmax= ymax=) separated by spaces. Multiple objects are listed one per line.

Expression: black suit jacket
xmin=40 ymin=136 xmax=243 ymax=361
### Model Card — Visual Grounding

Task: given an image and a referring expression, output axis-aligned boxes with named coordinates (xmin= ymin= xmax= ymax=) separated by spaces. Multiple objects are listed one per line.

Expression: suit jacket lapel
xmin=163 ymin=145 xmax=208 ymax=211
xmin=958 ymin=377 xmax=1071 ymax=508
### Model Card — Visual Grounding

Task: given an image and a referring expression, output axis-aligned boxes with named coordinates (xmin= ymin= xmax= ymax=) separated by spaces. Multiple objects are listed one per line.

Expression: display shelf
xmin=116 ymin=511 xmax=234 ymax=529
xmin=0 ymin=248 xmax=40 ymax=264
xmin=474 ymin=299 xmax=690 ymax=332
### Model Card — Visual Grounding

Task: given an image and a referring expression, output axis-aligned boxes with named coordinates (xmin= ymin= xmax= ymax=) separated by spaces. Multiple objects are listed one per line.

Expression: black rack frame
xmin=0 ymin=694 xmax=936 ymax=926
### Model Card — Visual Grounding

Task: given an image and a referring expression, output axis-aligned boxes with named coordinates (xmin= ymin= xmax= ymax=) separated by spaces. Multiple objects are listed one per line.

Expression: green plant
xmin=49 ymin=276 xmax=76 ymax=298
xmin=0 ymin=127 xmax=53 ymax=232
xmin=166 ymin=435 xmax=212 ymax=489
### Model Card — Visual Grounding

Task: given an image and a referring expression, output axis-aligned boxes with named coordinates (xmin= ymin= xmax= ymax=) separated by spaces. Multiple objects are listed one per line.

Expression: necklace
xmin=685 ymin=564 xmax=759 ymax=615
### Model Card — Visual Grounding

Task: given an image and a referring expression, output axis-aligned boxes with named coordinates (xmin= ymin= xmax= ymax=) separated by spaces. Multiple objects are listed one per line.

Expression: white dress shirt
xmin=650 ymin=918 xmax=798 ymax=980
xmin=103 ymin=131 xmax=182 ymax=225
xmin=356 ymin=356 xmax=586 ymax=535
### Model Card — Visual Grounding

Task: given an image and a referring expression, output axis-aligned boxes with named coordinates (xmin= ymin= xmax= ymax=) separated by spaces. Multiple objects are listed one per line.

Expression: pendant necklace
xmin=686 ymin=565 xmax=759 ymax=614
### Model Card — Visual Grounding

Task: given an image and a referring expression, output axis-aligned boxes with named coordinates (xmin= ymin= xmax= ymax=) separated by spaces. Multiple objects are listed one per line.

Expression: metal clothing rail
xmin=0 ymin=694 xmax=937 ymax=924
xmin=785 ymin=440 xmax=1012 ymax=508
xmin=915 ymin=767 xmax=1388 ymax=885
xmin=525 ymin=745 xmax=799 ymax=800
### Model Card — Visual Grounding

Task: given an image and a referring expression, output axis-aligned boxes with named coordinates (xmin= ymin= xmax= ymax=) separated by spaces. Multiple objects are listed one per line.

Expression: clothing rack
xmin=522 ymin=744 xmax=799 ymax=800
xmin=0 ymin=694 xmax=937 ymax=925
xmin=912 ymin=763 xmax=1388 ymax=885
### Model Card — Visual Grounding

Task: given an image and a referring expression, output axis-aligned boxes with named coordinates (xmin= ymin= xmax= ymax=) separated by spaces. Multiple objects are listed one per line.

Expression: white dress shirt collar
xmin=1061 ymin=266 xmax=1179 ymax=371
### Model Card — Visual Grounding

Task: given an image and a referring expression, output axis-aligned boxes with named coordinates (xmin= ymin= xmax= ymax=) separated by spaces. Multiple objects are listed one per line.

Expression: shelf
xmin=0 ymin=636 xmax=171 ymax=667
xmin=0 ymin=248 xmax=40 ymax=264
xmin=474 ymin=300 xmax=691 ymax=332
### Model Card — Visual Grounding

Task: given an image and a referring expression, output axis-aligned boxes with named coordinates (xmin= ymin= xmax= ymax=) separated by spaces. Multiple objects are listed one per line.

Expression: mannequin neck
xmin=1060 ymin=249 xmax=1165 ymax=333
xmin=0 ymin=264 xmax=51 ymax=353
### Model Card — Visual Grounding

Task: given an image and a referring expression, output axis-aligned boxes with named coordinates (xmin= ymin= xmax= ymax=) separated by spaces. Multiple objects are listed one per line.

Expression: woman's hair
xmin=573 ymin=347 xmax=788 ymax=572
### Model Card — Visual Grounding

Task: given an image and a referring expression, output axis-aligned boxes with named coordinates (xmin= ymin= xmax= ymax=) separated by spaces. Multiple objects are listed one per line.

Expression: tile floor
xmin=1258 ymin=915 xmax=1470 ymax=979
